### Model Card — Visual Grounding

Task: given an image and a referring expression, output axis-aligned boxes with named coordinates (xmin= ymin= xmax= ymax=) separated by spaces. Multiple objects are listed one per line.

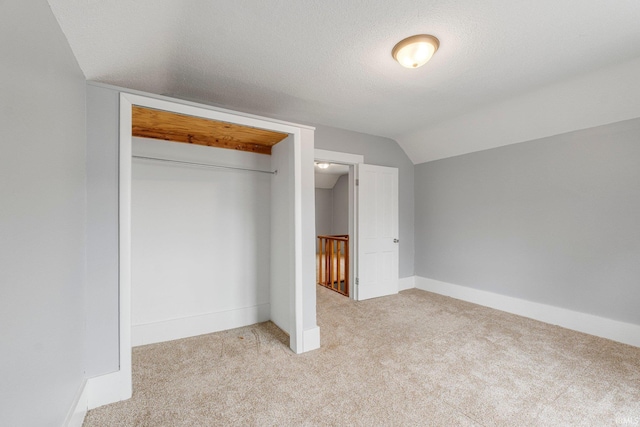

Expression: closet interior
xmin=129 ymin=106 xmax=290 ymax=347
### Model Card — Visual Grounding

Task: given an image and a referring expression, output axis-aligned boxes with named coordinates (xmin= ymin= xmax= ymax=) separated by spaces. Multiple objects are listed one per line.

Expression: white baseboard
xmin=132 ymin=303 xmax=271 ymax=346
xmin=416 ymin=276 xmax=640 ymax=348
xmin=62 ymin=379 xmax=88 ymax=427
xmin=131 ymin=303 xmax=271 ymax=347
xmin=302 ymin=326 xmax=321 ymax=352
xmin=86 ymin=370 xmax=131 ymax=410
xmin=398 ymin=276 xmax=416 ymax=291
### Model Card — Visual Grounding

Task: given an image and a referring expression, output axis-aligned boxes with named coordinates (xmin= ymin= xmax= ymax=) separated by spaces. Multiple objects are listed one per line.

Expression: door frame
xmin=314 ymin=149 xmax=363 ymax=300
xmin=117 ymin=92 xmax=308 ymax=400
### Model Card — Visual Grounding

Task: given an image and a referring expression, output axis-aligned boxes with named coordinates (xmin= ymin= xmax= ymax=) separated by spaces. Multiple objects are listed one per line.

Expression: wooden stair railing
xmin=317 ymin=235 xmax=349 ymax=296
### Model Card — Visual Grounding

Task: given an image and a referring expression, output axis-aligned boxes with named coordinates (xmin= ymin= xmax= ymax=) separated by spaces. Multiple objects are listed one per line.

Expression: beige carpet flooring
xmin=84 ymin=286 xmax=640 ymax=426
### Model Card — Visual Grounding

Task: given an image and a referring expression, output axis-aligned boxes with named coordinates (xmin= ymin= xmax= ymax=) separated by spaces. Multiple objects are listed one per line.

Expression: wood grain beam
xmin=131 ymin=106 xmax=288 ymax=155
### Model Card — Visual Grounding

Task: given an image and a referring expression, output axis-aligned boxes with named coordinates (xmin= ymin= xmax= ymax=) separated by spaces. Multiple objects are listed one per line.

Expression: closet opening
xmin=129 ymin=106 xmax=288 ymax=348
xmin=116 ymin=92 xmax=314 ymax=402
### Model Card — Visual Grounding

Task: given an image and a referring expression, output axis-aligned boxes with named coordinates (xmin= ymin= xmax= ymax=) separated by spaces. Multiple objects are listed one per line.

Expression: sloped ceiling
xmin=48 ymin=0 xmax=640 ymax=163
xmin=315 ymin=163 xmax=350 ymax=189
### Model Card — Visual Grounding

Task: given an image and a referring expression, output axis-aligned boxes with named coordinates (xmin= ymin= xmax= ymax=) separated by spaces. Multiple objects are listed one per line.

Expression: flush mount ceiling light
xmin=316 ymin=162 xmax=330 ymax=169
xmin=392 ymin=34 xmax=440 ymax=69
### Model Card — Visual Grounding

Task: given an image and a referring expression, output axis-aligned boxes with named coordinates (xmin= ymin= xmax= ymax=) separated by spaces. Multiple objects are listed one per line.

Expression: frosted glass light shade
xmin=392 ymin=35 xmax=440 ymax=68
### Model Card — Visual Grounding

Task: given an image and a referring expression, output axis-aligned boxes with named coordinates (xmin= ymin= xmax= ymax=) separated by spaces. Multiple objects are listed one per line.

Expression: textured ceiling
xmin=48 ymin=0 xmax=640 ymax=163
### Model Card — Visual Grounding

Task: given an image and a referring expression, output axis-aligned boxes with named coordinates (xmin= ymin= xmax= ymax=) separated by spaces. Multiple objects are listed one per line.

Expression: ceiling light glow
xmin=316 ymin=162 xmax=330 ymax=169
xmin=392 ymin=35 xmax=439 ymax=69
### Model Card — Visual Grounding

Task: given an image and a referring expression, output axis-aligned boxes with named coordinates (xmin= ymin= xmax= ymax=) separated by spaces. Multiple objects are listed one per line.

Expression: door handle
xmin=393 ymin=239 xmax=399 ymax=243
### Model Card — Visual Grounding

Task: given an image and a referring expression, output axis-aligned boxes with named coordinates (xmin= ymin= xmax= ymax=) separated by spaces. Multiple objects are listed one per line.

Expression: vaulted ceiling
xmin=48 ymin=0 xmax=640 ymax=163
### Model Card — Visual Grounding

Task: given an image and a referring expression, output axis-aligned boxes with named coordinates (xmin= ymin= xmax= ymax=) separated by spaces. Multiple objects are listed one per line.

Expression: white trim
xmin=132 ymin=304 xmax=271 ymax=347
xmin=352 ymin=164 xmax=359 ymax=301
xmin=398 ymin=276 xmax=415 ymax=291
xmin=62 ymin=379 xmax=87 ymax=427
xmin=303 ymin=326 xmax=321 ymax=352
xmin=118 ymin=94 xmax=133 ymax=401
xmin=86 ymin=371 xmax=128 ymax=410
xmin=415 ymin=276 xmax=640 ymax=348
xmin=314 ymin=148 xmax=364 ymax=164
xmin=291 ymin=128 xmax=304 ymax=353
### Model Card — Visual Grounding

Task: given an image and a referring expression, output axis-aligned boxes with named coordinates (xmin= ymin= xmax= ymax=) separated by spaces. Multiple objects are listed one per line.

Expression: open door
xmin=356 ymin=164 xmax=399 ymax=300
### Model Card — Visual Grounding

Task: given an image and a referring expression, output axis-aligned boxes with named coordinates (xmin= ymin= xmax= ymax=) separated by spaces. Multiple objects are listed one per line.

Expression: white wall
xmin=131 ymin=138 xmax=271 ymax=345
xmin=0 ymin=1 xmax=87 ymax=426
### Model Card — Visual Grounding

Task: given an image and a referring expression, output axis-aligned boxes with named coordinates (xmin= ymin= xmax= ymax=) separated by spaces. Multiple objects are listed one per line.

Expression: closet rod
xmin=132 ymin=155 xmax=277 ymax=175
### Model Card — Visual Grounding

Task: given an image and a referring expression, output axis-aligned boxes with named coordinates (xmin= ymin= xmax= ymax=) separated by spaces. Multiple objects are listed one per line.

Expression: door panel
xmin=357 ymin=164 xmax=399 ymax=300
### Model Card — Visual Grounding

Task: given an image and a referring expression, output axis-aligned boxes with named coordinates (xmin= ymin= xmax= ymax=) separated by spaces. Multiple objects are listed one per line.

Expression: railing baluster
xmin=316 ymin=235 xmax=349 ymax=297
xmin=337 ymin=240 xmax=342 ymax=292
xmin=344 ymin=238 xmax=349 ymax=296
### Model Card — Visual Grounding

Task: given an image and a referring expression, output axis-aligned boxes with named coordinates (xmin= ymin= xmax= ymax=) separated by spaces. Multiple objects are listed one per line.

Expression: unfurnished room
xmin=1 ymin=1 xmax=640 ymax=426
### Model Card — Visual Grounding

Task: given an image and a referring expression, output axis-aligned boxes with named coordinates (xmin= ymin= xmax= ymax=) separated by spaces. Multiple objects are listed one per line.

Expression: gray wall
xmin=315 ymin=188 xmax=333 ymax=237
xmin=332 ymin=174 xmax=349 ymax=235
xmin=270 ymin=136 xmax=294 ymax=334
xmin=315 ymin=177 xmax=348 ymax=238
xmin=314 ymin=125 xmax=415 ymax=278
xmin=0 ymin=1 xmax=87 ymax=426
xmin=415 ymin=118 xmax=640 ymax=325
xmin=86 ymin=84 xmax=121 ymax=375
xmin=300 ymin=127 xmax=319 ymax=343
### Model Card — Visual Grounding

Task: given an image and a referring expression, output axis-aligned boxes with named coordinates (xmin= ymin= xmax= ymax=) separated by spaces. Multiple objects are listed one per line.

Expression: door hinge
xmin=355 ymin=179 xmax=359 ymax=186
xmin=355 ymin=277 xmax=359 ymax=285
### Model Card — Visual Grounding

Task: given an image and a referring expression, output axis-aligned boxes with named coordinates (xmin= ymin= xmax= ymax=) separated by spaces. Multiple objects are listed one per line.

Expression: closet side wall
xmin=270 ymin=136 xmax=294 ymax=334
xmin=86 ymin=84 xmax=120 ymax=376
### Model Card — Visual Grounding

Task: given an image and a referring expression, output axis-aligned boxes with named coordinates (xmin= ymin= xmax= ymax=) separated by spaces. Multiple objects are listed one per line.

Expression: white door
xmin=357 ymin=164 xmax=399 ymax=300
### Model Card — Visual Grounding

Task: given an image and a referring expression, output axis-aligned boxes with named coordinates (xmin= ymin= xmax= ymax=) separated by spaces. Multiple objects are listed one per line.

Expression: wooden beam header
xmin=131 ymin=106 xmax=288 ymax=155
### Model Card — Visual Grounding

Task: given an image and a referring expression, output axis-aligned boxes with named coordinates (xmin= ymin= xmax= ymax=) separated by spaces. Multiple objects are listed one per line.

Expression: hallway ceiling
xmin=48 ymin=1 xmax=640 ymax=163
xmin=315 ymin=163 xmax=349 ymax=189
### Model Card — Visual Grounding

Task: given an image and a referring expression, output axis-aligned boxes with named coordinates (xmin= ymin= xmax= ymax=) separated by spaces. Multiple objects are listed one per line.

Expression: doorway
xmin=314 ymin=149 xmax=363 ymax=300
xmin=313 ymin=149 xmax=400 ymax=303
xmin=315 ymin=161 xmax=350 ymax=296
